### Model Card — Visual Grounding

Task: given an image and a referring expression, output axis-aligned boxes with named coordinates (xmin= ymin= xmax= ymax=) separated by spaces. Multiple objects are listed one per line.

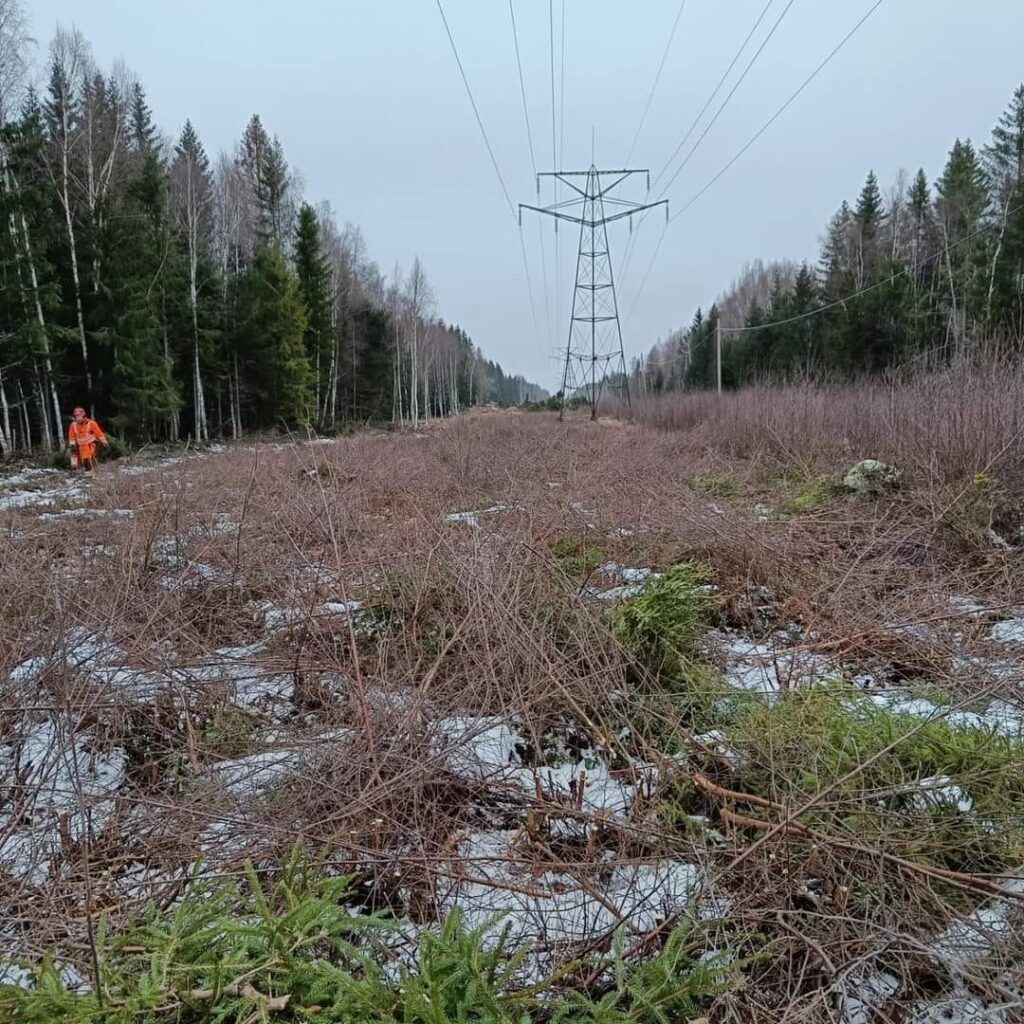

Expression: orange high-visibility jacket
xmin=68 ymin=418 xmax=107 ymax=461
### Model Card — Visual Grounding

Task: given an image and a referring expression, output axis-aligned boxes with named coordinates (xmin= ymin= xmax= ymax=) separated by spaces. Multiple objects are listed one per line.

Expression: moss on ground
xmin=786 ymin=474 xmax=837 ymax=513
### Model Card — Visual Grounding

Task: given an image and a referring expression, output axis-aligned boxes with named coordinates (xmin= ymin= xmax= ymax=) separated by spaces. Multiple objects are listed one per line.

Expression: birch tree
xmin=43 ymin=25 xmax=92 ymax=403
xmin=171 ymin=120 xmax=213 ymax=440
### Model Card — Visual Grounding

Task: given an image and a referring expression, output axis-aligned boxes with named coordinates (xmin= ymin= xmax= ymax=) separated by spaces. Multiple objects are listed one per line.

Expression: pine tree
xmin=234 ymin=244 xmax=311 ymax=426
xmin=293 ymin=204 xmax=333 ymax=422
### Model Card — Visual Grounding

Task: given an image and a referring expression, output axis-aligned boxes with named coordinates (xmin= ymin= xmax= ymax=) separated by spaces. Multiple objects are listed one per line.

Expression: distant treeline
xmin=0 ymin=9 xmax=545 ymax=451
xmin=635 ymin=84 xmax=1024 ymax=393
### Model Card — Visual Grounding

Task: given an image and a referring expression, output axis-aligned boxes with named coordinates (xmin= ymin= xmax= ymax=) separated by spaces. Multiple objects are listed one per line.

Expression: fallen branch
xmin=718 ymin=807 xmax=1024 ymax=902
xmin=189 ymin=980 xmax=291 ymax=1013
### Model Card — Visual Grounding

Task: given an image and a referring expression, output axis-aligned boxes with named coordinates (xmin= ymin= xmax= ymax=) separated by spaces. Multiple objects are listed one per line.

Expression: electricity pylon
xmin=520 ymin=167 xmax=667 ymax=420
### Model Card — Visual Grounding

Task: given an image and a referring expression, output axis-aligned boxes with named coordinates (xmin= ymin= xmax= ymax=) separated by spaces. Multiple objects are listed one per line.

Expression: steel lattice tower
xmin=520 ymin=167 xmax=667 ymax=419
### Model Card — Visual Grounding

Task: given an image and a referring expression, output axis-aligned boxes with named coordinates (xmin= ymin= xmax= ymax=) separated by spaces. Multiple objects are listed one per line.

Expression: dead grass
xmin=1 ymin=402 xmax=1023 ymax=1020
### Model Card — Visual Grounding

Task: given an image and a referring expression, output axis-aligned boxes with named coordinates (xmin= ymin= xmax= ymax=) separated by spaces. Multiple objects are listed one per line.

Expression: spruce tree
xmin=350 ymin=306 xmax=394 ymax=420
xmin=234 ymin=244 xmax=311 ymax=426
xmin=260 ymin=137 xmax=290 ymax=243
xmin=982 ymin=84 xmax=1024 ymax=331
xmin=820 ymin=201 xmax=855 ymax=295
xmin=129 ymin=81 xmax=159 ymax=154
xmin=294 ymin=204 xmax=332 ymax=419
xmin=984 ymin=84 xmax=1024 ymax=191
xmin=854 ymin=170 xmax=885 ymax=238
xmin=105 ymin=151 xmax=181 ymax=436
xmin=936 ymin=139 xmax=989 ymax=338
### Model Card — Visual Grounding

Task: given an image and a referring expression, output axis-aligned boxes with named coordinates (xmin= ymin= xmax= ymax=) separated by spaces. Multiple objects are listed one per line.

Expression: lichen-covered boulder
xmin=843 ymin=459 xmax=901 ymax=495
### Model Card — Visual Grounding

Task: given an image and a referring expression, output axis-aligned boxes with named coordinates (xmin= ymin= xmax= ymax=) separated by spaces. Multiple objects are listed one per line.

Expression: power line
xmin=721 ymin=197 xmax=1024 ymax=335
xmin=549 ymin=0 xmax=558 ymax=172
xmin=657 ymin=0 xmax=797 ymax=198
xmin=509 ymin=0 xmax=538 ymax=177
xmin=624 ymin=0 xmax=690 ymax=167
xmin=549 ymin=0 xmax=562 ymax=363
xmin=434 ymin=0 xmax=541 ymax=349
xmin=650 ymin=0 xmax=776 ymax=191
xmin=559 ymin=0 xmax=567 ymax=168
xmin=434 ymin=0 xmax=516 ymax=217
xmin=624 ymin=0 xmax=886 ymax=326
xmin=509 ymin=0 xmax=554 ymax=348
xmin=670 ymin=0 xmax=885 ymax=224
xmin=618 ymin=0 xmax=779 ymax=293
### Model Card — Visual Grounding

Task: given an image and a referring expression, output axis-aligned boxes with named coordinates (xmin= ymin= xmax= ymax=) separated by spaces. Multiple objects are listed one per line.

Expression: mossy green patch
xmin=692 ymin=472 xmax=738 ymax=499
xmin=787 ymin=475 xmax=837 ymax=513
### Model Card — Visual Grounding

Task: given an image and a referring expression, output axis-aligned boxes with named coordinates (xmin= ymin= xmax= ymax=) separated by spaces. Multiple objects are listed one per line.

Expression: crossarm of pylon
xmin=518 ymin=204 xmax=585 ymax=227
xmin=602 ymin=200 xmax=669 ymax=225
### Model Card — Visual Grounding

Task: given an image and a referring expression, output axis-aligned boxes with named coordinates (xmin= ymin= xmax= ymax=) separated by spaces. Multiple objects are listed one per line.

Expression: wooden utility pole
xmin=716 ymin=321 xmax=722 ymax=395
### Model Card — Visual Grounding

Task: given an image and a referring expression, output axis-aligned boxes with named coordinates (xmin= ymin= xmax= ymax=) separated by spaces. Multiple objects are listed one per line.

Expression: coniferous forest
xmin=635 ymin=84 xmax=1024 ymax=393
xmin=0 ymin=14 xmax=545 ymax=452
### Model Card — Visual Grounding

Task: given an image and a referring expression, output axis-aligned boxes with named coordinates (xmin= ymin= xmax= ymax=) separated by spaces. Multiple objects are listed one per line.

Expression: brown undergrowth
xmin=1 ymin=400 xmax=1022 ymax=1021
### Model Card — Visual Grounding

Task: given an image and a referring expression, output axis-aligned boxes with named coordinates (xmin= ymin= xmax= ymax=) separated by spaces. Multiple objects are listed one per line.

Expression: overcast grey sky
xmin=26 ymin=1 xmax=1024 ymax=387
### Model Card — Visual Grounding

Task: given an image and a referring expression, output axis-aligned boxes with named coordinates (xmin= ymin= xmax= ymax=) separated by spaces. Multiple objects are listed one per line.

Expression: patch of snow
xmin=708 ymin=631 xmax=834 ymax=697
xmin=7 ymin=629 xmax=170 ymax=703
xmin=38 ymin=507 xmax=135 ymax=523
xmin=322 ymin=600 xmax=363 ymax=617
xmin=0 ymin=467 xmax=60 ymax=489
xmin=608 ymin=527 xmax=634 ymax=539
xmin=599 ymin=562 xmax=656 ymax=585
xmin=869 ymin=691 xmax=1024 ymax=740
xmin=951 ymin=654 xmax=1019 ymax=684
xmin=0 ymin=960 xmax=34 ymax=988
xmin=437 ymin=828 xmax=710 ymax=970
xmin=0 ymin=483 xmax=86 ymax=512
xmin=694 ymin=730 xmax=743 ymax=765
xmin=929 ymin=875 xmax=1024 ymax=970
xmin=949 ymin=596 xmax=990 ymax=619
xmin=754 ymin=503 xmax=773 ymax=523
xmin=990 ymin=618 xmax=1024 ymax=644
xmin=437 ymin=717 xmax=520 ymax=780
xmin=905 ymin=995 xmax=1008 ymax=1023
xmin=200 ymin=729 xmax=352 ymax=799
xmin=591 ymin=583 xmax=646 ymax=602
xmin=436 ymin=716 xmax=644 ymax=820
xmin=907 ymin=776 xmax=973 ymax=814
xmin=444 ymin=503 xmax=513 ymax=528
xmin=445 ymin=510 xmax=480 ymax=527
xmin=987 ymin=528 xmax=1012 ymax=550
xmin=0 ymin=721 xmax=125 ymax=885
xmin=836 ymin=968 xmax=900 ymax=1024
xmin=82 ymin=544 xmax=118 ymax=559
xmin=204 ymin=748 xmax=304 ymax=798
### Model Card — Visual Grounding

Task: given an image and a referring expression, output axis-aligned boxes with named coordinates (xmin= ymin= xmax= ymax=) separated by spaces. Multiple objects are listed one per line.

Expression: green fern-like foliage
xmin=612 ymin=562 xmax=717 ymax=674
xmin=0 ymin=853 xmax=737 ymax=1024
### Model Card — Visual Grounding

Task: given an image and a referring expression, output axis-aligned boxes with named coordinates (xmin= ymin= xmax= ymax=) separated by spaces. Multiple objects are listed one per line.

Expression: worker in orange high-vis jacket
xmin=67 ymin=406 xmax=109 ymax=477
